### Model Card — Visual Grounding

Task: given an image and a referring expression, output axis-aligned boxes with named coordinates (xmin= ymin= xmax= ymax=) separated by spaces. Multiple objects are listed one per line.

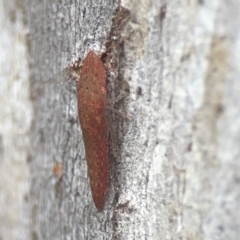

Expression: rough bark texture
xmin=1 ymin=0 xmax=240 ymax=239
xmin=0 ymin=0 xmax=32 ymax=239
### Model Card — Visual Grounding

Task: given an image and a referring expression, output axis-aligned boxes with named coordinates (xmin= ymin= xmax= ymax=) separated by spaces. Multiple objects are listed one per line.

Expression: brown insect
xmin=52 ymin=162 xmax=63 ymax=179
xmin=76 ymin=51 xmax=108 ymax=210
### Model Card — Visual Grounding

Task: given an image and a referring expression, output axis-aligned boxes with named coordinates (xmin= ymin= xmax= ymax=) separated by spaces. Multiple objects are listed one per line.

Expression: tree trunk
xmin=1 ymin=0 xmax=240 ymax=239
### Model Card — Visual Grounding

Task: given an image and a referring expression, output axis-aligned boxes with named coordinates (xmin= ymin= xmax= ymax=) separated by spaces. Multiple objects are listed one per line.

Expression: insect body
xmin=77 ymin=51 xmax=108 ymax=210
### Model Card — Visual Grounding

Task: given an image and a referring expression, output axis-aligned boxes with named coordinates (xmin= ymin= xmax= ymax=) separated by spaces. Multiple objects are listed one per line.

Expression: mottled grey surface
xmin=1 ymin=0 xmax=240 ymax=239
xmin=0 ymin=0 xmax=32 ymax=239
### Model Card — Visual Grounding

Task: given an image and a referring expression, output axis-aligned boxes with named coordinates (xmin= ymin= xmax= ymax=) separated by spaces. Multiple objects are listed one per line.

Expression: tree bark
xmin=0 ymin=0 xmax=32 ymax=239
xmin=1 ymin=0 xmax=240 ymax=239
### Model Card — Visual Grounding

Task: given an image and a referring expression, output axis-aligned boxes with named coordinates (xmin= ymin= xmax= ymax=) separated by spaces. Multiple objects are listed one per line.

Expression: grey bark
xmin=1 ymin=0 xmax=240 ymax=240
xmin=0 ymin=0 xmax=32 ymax=239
